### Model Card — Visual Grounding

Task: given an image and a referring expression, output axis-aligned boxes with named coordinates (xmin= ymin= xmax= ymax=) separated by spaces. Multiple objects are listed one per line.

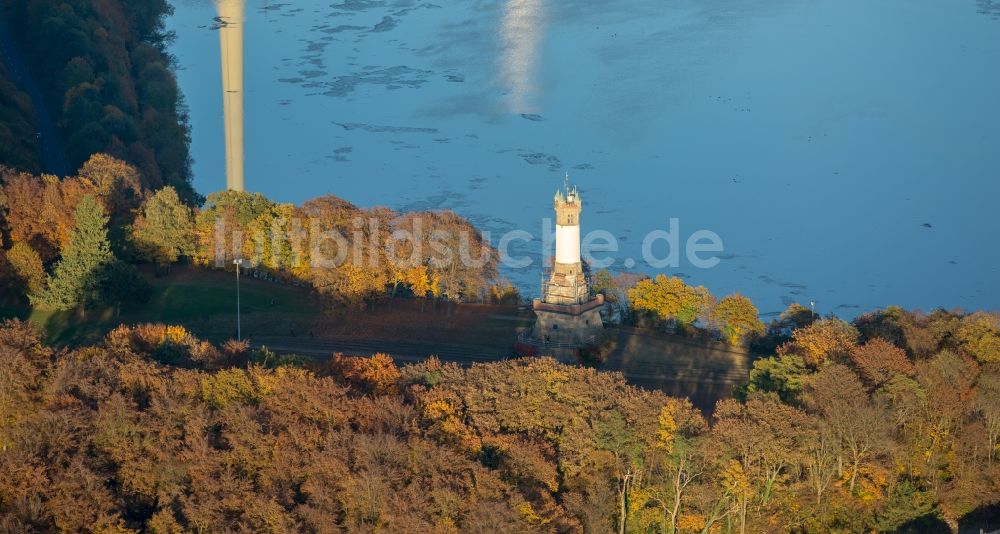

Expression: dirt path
xmin=252 ymin=335 xmax=514 ymax=364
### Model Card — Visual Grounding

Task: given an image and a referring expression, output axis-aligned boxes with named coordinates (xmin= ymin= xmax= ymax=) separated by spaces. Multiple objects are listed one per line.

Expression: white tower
xmin=544 ymin=180 xmax=589 ymax=305
xmin=554 ymin=187 xmax=581 ymax=266
xmin=217 ymin=0 xmax=245 ymax=192
xmin=528 ymin=178 xmax=604 ymax=351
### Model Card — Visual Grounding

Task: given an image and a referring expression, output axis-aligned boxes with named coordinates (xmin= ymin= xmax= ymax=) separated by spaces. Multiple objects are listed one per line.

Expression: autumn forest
xmin=0 ymin=306 xmax=999 ymax=532
xmin=0 ymin=0 xmax=999 ymax=533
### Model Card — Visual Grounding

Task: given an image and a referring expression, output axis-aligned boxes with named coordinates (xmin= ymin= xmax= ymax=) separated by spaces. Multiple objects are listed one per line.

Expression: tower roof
xmin=554 ymin=173 xmax=581 ymax=204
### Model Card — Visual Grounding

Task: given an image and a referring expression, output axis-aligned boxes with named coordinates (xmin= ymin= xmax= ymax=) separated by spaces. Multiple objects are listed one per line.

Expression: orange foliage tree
xmin=778 ymin=318 xmax=859 ymax=367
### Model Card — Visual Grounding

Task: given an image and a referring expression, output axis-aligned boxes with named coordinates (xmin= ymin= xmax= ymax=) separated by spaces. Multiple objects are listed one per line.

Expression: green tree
xmin=133 ymin=186 xmax=195 ymax=268
xmin=4 ymin=0 xmax=195 ymax=198
xmin=744 ymin=353 xmax=809 ymax=403
xmin=32 ymin=196 xmax=113 ymax=311
xmin=593 ymin=410 xmax=644 ymax=534
xmin=591 ymin=269 xmax=617 ymax=301
xmin=710 ymin=293 xmax=765 ymax=346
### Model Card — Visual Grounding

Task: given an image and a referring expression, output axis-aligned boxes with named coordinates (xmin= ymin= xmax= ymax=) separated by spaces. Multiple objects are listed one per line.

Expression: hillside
xmin=1 ymin=315 xmax=999 ymax=532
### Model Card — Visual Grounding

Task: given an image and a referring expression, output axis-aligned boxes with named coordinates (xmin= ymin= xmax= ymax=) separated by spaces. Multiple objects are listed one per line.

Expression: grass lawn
xmin=5 ymin=265 xmax=531 ymax=350
xmin=19 ymin=266 xmax=326 ymax=345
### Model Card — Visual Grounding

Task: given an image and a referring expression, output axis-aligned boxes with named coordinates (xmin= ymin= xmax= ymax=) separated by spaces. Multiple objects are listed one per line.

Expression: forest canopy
xmin=1 ymin=154 xmax=502 ymax=310
xmin=0 ymin=305 xmax=998 ymax=533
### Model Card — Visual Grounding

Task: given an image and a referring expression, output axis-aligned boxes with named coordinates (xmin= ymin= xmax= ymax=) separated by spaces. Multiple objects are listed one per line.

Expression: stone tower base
xmin=529 ymin=295 xmax=604 ymax=346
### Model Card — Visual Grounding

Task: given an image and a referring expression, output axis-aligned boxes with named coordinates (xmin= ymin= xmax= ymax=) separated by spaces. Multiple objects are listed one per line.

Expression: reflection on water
xmin=216 ymin=0 xmax=245 ymax=191
xmin=500 ymin=0 xmax=544 ymax=114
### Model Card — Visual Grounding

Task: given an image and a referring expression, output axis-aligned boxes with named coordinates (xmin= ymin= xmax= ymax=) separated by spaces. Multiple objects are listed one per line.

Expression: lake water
xmin=166 ymin=0 xmax=1000 ymax=317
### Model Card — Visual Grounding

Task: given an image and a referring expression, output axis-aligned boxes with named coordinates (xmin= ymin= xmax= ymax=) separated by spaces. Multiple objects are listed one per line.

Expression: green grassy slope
xmin=21 ymin=266 xmax=326 ymax=345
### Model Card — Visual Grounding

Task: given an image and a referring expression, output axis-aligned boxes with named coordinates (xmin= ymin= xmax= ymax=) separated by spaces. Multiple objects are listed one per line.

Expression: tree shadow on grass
xmin=0 ymin=303 xmax=31 ymax=321
xmin=894 ymin=514 xmax=950 ymax=533
xmin=960 ymin=503 xmax=1000 ymax=534
xmin=32 ymin=306 xmax=120 ymax=346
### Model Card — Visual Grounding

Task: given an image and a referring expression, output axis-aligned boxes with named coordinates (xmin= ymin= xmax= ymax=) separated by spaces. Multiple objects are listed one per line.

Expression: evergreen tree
xmin=32 ymin=196 xmax=113 ymax=311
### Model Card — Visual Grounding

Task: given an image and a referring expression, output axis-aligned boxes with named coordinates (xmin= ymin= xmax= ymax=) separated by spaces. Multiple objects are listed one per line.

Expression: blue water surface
xmin=167 ymin=0 xmax=1000 ymax=316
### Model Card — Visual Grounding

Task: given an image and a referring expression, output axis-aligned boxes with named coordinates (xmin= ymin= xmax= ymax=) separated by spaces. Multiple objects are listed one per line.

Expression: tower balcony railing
xmin=532 ymin=295 xmax=604 ymax=315
xmin=539 ymin=268 xmax=594 ymax=303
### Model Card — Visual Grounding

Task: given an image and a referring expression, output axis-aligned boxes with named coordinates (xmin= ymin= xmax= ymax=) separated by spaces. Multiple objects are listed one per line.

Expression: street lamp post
xmin=234 ymin=258 xmax=244 ymax=340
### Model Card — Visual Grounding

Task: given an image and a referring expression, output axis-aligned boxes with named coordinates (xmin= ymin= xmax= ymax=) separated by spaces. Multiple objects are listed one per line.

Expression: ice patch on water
xmin=318 ymin=24 xmax=367 ymax=34
xmin=395 ymin=190 xmax=469 ymax=212
xmin=392 ymin=3 xmax=442 ymax=17
xmin=294 ymin=65 xmax=433 ymax=97
xmin=333 ymin=122 xmax=439 ymax=134
xmin=330 ymin=0 xmax=386 ymax=13
xmin=979 ymin=0 xmax=1000 ymax=19
xmin=468 ymin=177 xmax=487 ymax=191
xmin=327 ymin=147 xmax=353 ymax=162
xmin=371 ymin=16 xmax=397 ymax=32
xmin=758 ymin=275 xmax=808 ymax=291
xmin=519 ymin=152 xmax=561 ymax=172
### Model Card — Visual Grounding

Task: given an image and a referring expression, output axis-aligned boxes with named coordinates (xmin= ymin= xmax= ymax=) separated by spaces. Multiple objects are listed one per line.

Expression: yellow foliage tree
xmin=77 ymin=153 xmax=145 ymax=223
xmin=957 ymin=311 xmax=1000 ymax=364
xmin=628 ymin=275 xmax=713 ymax=327
xmin=5 ymin=242 xmax=45 ymax=297
xmin=721 ymin=459 xmax=752 ymax=534
xmin=710 ymin=293 xmax=765 ymax=346
xmin=657 ymin=404 xmax=678 ymax=452
xmin=401 ymin=265 xmax=438 ymax=298
xmin=313 ymin=262 xmax=389 ymax=307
